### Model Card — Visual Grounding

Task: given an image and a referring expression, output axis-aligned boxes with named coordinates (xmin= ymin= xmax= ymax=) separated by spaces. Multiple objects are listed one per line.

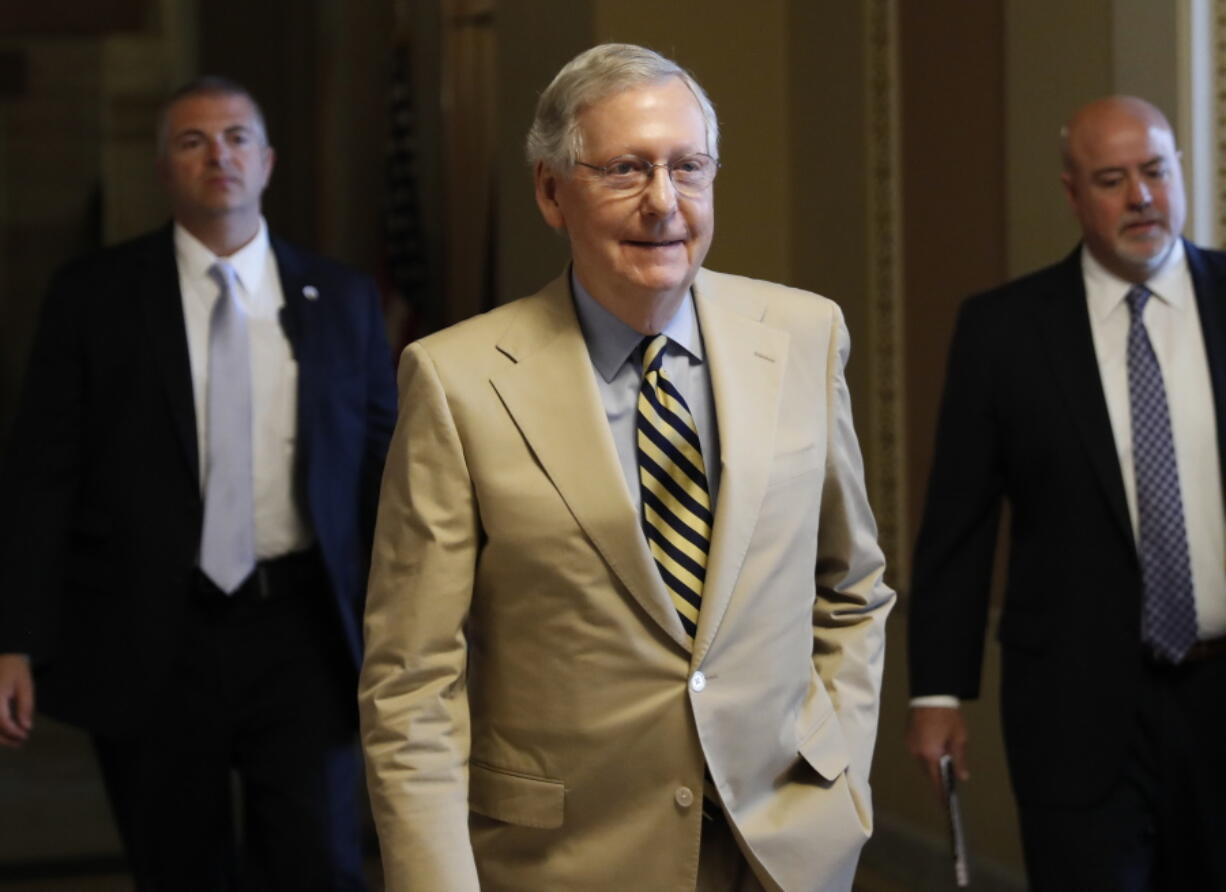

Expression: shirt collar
xmin=1082 ymin=238 xmax=1186 ymax=324
xmin=173 ymin=217 xmax=270 ymax=297
xmin=571 ymin=269 xmax=703 ymax=383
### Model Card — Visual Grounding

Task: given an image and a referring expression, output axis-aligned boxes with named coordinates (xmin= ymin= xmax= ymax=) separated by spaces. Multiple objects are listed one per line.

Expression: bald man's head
xmin=1059 ymin=96 xmax=1185 ymax=284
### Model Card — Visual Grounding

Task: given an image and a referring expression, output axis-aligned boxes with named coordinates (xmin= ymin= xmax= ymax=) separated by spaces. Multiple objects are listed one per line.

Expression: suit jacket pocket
xmin=469 ymin=760 xmax=564 ymax=829
xmin=796 ymin=708 xmax=851 ymax=781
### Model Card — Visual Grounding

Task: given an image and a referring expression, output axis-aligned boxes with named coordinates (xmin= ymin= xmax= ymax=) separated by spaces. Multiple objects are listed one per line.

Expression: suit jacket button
xmin=674 ymin=786 xmax=695 ymax=808
xmin=689 ymin=670 xmax=706 ymax=692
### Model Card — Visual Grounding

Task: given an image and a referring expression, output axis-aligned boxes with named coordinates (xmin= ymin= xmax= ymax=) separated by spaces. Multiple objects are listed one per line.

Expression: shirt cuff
xmin=909 ymin=695 xmax=960 ymax=709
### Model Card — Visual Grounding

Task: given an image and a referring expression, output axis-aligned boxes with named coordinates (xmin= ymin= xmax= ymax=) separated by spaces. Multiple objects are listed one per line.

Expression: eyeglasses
xmin=573 ymin=153 xmax=719 ymax=197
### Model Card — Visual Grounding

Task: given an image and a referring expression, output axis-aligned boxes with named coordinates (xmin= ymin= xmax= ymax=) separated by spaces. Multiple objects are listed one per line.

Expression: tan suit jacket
xmin=360 ymin=268 xmax=894 ymax=891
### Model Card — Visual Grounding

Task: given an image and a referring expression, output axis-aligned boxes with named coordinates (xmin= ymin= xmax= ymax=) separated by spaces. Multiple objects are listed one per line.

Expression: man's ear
xmin=534 ymin=161 xmax=566 ymax=230
xmin=1059 ymin=171 xmax=1078 ymax=211
xmin=261 ymin=145 xmax=276 ymax=189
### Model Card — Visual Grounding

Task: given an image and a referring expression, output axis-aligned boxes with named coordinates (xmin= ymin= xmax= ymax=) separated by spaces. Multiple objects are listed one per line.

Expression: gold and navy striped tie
xmin=637 ymin=334 xmax=712 ymax=646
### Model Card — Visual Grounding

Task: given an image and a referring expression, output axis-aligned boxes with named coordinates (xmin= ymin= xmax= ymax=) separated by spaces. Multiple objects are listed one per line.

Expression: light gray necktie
xmin=199 ymin=261 xmax=256 ymax=593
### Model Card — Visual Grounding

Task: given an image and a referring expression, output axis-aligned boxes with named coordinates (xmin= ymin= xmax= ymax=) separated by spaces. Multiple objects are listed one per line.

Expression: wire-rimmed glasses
xmin=573 ymin=153 xmax=719 ymax=197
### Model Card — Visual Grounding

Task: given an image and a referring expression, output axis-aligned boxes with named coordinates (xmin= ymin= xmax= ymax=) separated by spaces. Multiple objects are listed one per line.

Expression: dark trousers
xmin=1017 ymin=652 xmax=1226 ymax=892
xmin=93 ymin=555 xmax=366 ymax=892
xmin=696 ymin=805 xmax=768 ymax=892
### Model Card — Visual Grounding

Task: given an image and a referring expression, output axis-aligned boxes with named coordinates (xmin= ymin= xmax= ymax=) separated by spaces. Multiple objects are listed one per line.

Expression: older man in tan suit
xmin=359 ymin=44 xmax=894 ymax=892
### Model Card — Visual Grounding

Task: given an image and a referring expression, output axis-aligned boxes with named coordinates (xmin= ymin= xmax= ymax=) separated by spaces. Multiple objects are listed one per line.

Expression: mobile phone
xmin=940 ymin=754 xmax=970 ymax=887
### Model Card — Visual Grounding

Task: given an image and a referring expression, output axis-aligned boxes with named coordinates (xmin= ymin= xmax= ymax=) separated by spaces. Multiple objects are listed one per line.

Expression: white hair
xmin=525 ymin=43 xmax=719 ymax=170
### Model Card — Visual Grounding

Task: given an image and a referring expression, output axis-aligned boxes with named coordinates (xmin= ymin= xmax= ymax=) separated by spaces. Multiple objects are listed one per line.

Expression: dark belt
xmin=195 ymin=547 xmax=323 ymax=602
xmin=1182 ymin=636 xmax=1226 ymax=663
xmin=1148 ymin=635 xmax=1226 ymax=667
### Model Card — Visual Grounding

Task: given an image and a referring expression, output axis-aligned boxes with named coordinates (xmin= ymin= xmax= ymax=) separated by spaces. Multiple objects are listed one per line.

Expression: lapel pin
xmin=303 ymin=285 xmax=319 ymax=300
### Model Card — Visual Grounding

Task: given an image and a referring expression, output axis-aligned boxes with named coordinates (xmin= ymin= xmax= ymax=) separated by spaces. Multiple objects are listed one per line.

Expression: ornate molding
xmin=865 ymin=0 xmax=907 ymax=581
xmin=1216 ymin=0 xmax=1226 ymax=240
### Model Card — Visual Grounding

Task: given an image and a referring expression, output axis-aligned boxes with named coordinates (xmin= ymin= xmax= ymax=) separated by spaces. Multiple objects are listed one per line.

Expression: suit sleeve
xmin=0 ymin=266 xmax=85 ymax=657
xmin=812 ymin=306 xmax=896 ymax=780
xmin=907 ymin=300 xmax=1004 ymax=700
xmin=358 ymin=341 xmax=481 ymax=892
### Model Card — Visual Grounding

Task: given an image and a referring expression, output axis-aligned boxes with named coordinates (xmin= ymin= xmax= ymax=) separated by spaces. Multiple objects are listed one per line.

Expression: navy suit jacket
xmin=908 ymin=240 xmax=1226 ymax=806
xmin=0 ymin=224 xmax=397 ymax=737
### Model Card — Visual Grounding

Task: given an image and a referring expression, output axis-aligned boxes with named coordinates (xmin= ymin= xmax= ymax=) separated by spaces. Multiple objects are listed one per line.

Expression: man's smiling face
xmin=534 ymin=76 xmax=715 ymax=323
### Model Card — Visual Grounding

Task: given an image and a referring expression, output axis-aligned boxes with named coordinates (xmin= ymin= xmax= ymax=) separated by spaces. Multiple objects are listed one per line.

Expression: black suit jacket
xmin=908 ymin=240 xmax=1226 ymax=806
xmin=0 ymin=224 xmax=397 ymax=737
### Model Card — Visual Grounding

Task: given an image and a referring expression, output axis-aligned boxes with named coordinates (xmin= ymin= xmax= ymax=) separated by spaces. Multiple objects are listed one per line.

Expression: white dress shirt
xmin=175 ymin=219 xmax=312 ymax=559
xmin=1083 ymin=241 xmax=1226 ymax=640
xmin=913 ymin=241 xmax=1226 ymax=709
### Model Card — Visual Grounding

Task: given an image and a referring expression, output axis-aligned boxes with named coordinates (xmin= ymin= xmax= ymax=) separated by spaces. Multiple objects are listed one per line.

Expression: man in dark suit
xmin=0 ymin=77 xmax=396 ymax=890
xmin=907 ymin=95 xmax=1226 ymax=890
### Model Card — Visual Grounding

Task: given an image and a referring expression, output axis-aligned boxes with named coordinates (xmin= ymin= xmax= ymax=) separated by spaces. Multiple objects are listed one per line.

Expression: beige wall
xmin=314 ymin=0 xmax=395 ymax=274
xmin=1004 ymin=0 xmax=1112 ymax=276
xmin=788 ymin=3 xmax=871 ymax=415
xmin=494 ymin=0 xmax=592 ymax=304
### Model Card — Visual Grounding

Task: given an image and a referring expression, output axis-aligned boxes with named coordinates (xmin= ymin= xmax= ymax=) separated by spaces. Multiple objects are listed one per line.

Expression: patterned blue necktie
xmin=199 ymin=261 xmax=256 ymax=594
xmin=1126 ymin=284 xmax=1198 ymax=662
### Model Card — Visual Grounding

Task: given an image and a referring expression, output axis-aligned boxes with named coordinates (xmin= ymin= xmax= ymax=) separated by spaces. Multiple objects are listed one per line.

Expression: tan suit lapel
xmin=691 ymin=270 xmax=788 ymax=663
xmin=489 ymin=274 xmax=691 ymax=650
